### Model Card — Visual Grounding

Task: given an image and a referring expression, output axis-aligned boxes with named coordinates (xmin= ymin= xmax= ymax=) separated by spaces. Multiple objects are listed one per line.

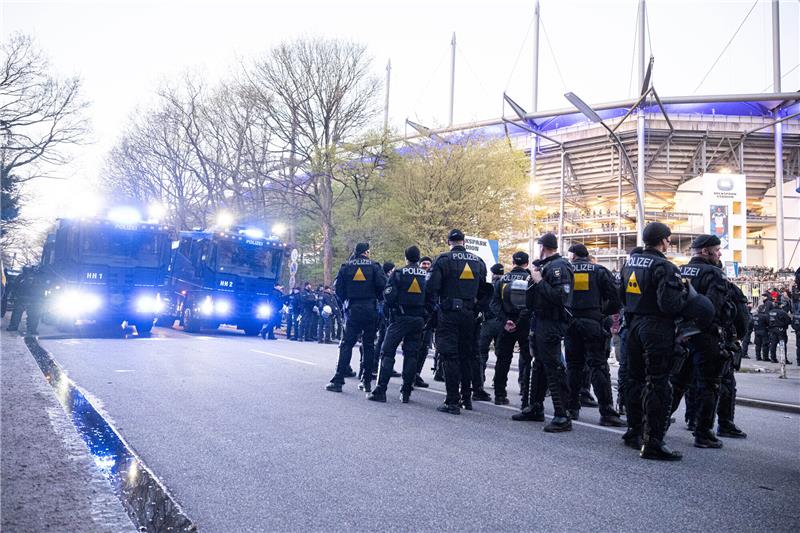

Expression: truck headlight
xmin=53 ymin=291 xmax=102 ymax=316
xmin=214 ymin=300 xmax=231 ymax=315
xmin=200 ymin=296 xmax=213 ymax=315
xmin=257 ymin=304 xmax=272 ymax=319
xmin=135 ymin=295 xmax=164 ymax=314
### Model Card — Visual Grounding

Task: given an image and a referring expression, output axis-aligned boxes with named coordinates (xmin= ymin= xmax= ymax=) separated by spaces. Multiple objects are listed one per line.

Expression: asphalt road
xmin=37 ymin=324 xmax=800 ymax=532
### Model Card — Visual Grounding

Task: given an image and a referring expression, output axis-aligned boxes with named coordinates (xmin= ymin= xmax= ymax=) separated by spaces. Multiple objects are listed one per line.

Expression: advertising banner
xmin=464 ymin=235 xmax=499 ymax=282
xmin=702 ymin=173 xmax=746 ymax=265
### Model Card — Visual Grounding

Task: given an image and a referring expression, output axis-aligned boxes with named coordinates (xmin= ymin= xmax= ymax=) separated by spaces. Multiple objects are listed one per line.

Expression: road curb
xmin=734 ymin=397 xmax=800 ymax=414
xmin=23 ymin=335 xmax=197 ymax=532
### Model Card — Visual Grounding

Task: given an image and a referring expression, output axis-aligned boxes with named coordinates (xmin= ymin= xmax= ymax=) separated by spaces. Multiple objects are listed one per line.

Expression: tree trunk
xmin=321 ymin=217 xmax=334 ymax=286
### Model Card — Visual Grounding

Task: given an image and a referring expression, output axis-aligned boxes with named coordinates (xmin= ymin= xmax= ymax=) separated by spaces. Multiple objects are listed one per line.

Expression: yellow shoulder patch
xmin=353 ymin=267 xmax=366 ymax=281
xmin=574 ymin=272 xmax=589 ymax=291
xmin=626 ymin=271 xmax=641 ymax=294
xmin=459 ymin=263 xmax=474 ymax=280
xmin=408 ymin=277 xmax=422 ymax=294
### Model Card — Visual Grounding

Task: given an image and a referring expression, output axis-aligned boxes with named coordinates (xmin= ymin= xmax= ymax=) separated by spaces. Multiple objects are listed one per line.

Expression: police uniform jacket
xmin=767 ymin=308 xmax=791 ymax=330
xmin=526 ymin=254 xmax=573 ymax=321
xmin=491 ymin=266 xmax=531 ymax=322
xmin=679 ymin=256 xmax=732 ymax=331
xmin=334 ymin=253 xmax=386 ymax=305
xmin=619 ymin=248 xmax=687 ymax=318
xmin=754 ymin=305 xmax=770 ymax=332
xmin=426 ymin=245 xmax=489 ymax=310
xmin=383 ymin=262 xmax=427 ymax=317
xmin=568 ymin=258 xmax=620 ymax=321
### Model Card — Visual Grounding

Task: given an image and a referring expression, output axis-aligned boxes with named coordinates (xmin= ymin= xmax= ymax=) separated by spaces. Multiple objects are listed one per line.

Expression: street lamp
xmin=271 ymin=223 xmax=287 ymax=236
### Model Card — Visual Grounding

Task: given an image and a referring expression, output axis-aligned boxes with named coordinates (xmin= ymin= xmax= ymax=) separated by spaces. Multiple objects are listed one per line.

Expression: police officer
xmin=716 ymin=280 xmax=749 ymax=439
xmin=412 ymin=256 xmax=434 ymax=389
xmin=564 ymin=243 xmax=625 ymax=426
xmin=326 ymin=243 xmax=386 ymax=393
xmin=792 ymin=311 xmax=800 ymax=364
xmin=426 ymin=229 xmax=489 ymax=414
xmin=374 ymin=261 xmax=396 ymax=356
xmin=620 ymin=222 xmax=689 ymax=461
xmin=491 ymin=252 xmax=532 ymax=406
xmin=478 ymin=264 xmax=505 ymax=384
xmin=367 ymin=246 xmax=427 ymax=404
xmin=317 ymin=286 xmax=337 ymax=344
xmin=767 ymin=305 xmax=791 ymax=363
xmin=671 ymin=234 xmax=730 ymax=449
xmin=740 ymin=302 xmax=753 ymax=359
xmin=753 ymin=303 xmax=770 ymax=361
xmin=261 ymin=283 xmax=284 ymax=340
xmin=512 ymin=233 xmax=573 ymax=433
xmin=287 ymin=287 xmax=301 ymax=340
xmin=298 ymin=282 xmax=318 ymax=342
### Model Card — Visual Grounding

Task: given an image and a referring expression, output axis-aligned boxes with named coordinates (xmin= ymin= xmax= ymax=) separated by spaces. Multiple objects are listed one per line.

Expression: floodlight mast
xmin=563 ymin=92 xmax=645 ymax=245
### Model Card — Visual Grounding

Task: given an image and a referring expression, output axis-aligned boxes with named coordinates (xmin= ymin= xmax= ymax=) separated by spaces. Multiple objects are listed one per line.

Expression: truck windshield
xmin=79 ymin=227 xmax=167 ymax=267
xmin=214 ymin=240 xmax=275 ymax=278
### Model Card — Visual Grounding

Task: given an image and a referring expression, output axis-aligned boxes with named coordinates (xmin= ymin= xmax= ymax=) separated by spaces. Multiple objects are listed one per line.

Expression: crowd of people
xmin=313 ymin=224 xmax=800 ymax=462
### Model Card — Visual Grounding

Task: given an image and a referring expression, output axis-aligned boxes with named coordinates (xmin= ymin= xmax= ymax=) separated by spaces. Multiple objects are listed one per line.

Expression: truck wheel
xmin=183 ymin=308 xmax=201 ymax=334
xmin=154 ymin=315 xmax=176 ymax=328
xmin=135 ymin=320 xmax=154 ymax=337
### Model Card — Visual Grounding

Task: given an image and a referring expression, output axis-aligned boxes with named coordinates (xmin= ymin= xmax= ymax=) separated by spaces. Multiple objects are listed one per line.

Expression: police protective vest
xmin=438 ymin=248 xmax=483 ymax=305
xmin=621 ymin=252 xmax=673 ymax=315
xmin=568 ymin=259 xmax=603 ymax=312
xmin=529 ymin=255 xmax=573 ymax=319
xmin=755 ymin=306 xmax=770 ymax=331
xmin=339 ymin=256 xmax=379 ymax=301
xmin=768 ymin=309 xmax=789 ymax=329
xmin=499 ymin=268 xmax=531 ymax=315
xmin=680 ymin=260 xmax=734 ymax=326
xmin=384 ymin=264 xmax=427 ymax=313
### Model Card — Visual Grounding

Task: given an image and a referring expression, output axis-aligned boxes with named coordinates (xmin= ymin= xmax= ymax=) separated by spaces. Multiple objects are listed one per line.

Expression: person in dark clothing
xmin=670 ymin=234 xmax=731 ymax=450
xmin=261 ymin=284 xmax=285 ymax=340
xmin=512 ymin=233 xmax=573 ymax=433
xmin=619 ymin=222 xmax=689 ymax=461
xmin=491 ymin=252 xmax=532 ymax=406
xmin=767 ymin=306 xmax=792 ymax=363
xmin=298 ymin=282 xmax=318 ymax=342
xmin=7 ymin=266 xmax=44 ymax=335
xmin=478 ymin=263 xmax=505 ymax=384
xmin=412 ymin=256 xmax=434 ymax=389
xmin=792 ymin=312 xmax=800 ymax=363
xmin=563 ymin=243 xmax=625 ymax=427
xmin=740 ymin=303 xmax=753 ymax=359
xmin=368 ymin=246 xmax=427 ymax=404
xmin=326 ymin=243 xmax=386 ymax=393
xmin=287 ymin=287 xmax=302 ymax=340
xmin=317 ymin=286 xmax=337 ymax=344
xmin=716 ymin=281 xmax=749 ymax=439
xmin=753 ymin=303 xmax=771 ymax=361
xmin=426 ymin=229 xmax=489 ymax=415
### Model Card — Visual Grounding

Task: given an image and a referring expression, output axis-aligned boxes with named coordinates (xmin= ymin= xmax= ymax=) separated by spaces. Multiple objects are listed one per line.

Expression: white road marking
xmin=417 ymin=387 xmax=625 ymax=435
xmin=113 ymin=370 xmax=135 ymax=373
xmin=250 ymin=349 xmax=317 ymax=366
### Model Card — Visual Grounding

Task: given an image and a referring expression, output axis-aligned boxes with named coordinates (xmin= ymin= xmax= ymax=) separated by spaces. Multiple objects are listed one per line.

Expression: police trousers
xmin=528 ymin=318 xmax=569 ymax=417
xmin=435 ymin=309 xmax=476 ymax=405
xmin=753 ymin=331 xmax=768 ymax=360
xmin=376 ymin=314 xmax=424 ymax=393
xmin=625 ymin=315 xmax=675 ymax=444
xmin=671 ymin=331 xmax=724 ymax=435
xmin=331 ymin=302 xmax=378 ymax=385
xmin=478 ymin=318 xmax=502 ymax=382
xmin=565 ymin=316 xmax=615 ymax=416
xmin=768 ymin=328 xmax=788 ymax=362
xmin=493 ymin=317 xmax=531 ymax=399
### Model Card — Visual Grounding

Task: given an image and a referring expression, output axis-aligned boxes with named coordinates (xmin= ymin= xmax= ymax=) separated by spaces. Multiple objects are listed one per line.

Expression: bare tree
xmin=247 ymin=38 xmax=381 ymax=284
xmin=0 ymin=33 xmax=88 ymax=184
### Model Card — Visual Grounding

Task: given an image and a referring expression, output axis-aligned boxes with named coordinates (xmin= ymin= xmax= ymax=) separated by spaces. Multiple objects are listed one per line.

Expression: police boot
xmin=685 ymin=419 xmax=696 ymax=432
xmin=493 ymin=393 xmax=509 ymax=405
xmin=472 ymin=389 xmax=492 ymax=402
xmin=543 ymin=416 xmax=572 ymax=433
xmin=433 ymin=367 xmax=445 ymax=382
xmin=400 ymin=388 xmax=411 ymax=404
xmin=344 ymin=367 xmax=357 ymax=378
xmin=511 ymin=403 xmax=545 ymax=422
xmin=621 ymin=428 xmax=643 ymax=449
xmin=460 ymin=394 xmax=473 ymax=411
xmin=325 ymin=382 xmax=343 ymax=393
xmin=600 ymin=413 xmax=626 ymax=427
xmin=358 ymin=379 xmax=372 ymax=393
xmin=413 ymin=375 xmax=429 ymax=388
xmin=580 ymin=392 xmax=598 ymax=408
xmin=568 ymin=408 xmax=580 ymax=420
xmin=717 ymin=423 xmax=747 ymax=438
xmin=693 ymin=430 xmax=724 ymax=449
xmin=640 ymin=441 xmax=683 ymax=461
xmin=367 ymin=387 xmax=387 ymax=403
xmin=436 ymin=402 xmax=460 ymax=415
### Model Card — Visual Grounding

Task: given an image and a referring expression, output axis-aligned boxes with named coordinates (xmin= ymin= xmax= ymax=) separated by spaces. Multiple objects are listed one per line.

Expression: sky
xmin=2 ymin=0 xmax=799 ymax=222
